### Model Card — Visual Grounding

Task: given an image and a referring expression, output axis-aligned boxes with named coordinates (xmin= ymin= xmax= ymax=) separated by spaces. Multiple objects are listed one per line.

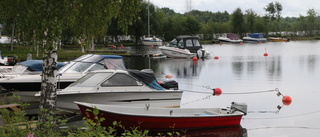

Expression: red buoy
xmin=157 ymin=81 xmax=162 ymax=84
xmin=214 ymin=56 xmax=219 ymax=59
xmin=240 ymin=43 xmax=243 ymax=45
xmin=112 ymin=45 xmax=116 ymax=49
xmin=121 ymin=46 xmax=124 ymax=49
xmin=282 ymin=96 xmax=292 ymax=106
xmin=192 ymin=57 xmax=198 ymax=61
xmin=220 ymin=44 xmax=222 ymax=46
xmin=150 ymin=45 xmax=154 ymax=47
xmin=213 ymin=88 xmax=222 ymax=96
xmin=263 ymin=53 xmax=268 ymax=56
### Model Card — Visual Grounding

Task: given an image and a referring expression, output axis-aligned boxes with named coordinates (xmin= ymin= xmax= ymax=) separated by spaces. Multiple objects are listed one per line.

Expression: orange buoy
xmin=214 ymin=56 xmax=219 ymax=59
xmin=282 ymin=96 xmax=292 ymax=106
xmin=213 ymin=88 xmax=222 ymax=96
xmin=165 ymin=74 xmax=173 ymax=79
xmin=192 ymin=57 xmax=198 ymax=61
xmin=263 ymin=53 xmax=268 ymax=56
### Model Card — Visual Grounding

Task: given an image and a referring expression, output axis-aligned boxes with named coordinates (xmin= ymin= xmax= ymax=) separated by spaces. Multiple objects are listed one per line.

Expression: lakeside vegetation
xmin=0 ymin=0 xmax=319 ymax=136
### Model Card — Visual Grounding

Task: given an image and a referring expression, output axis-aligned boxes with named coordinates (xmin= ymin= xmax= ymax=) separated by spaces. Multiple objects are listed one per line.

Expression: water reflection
xmin=157 ymin=58 xmax=203 ymax=78
xmin=125 ymin=41 xmax=320 ymax=136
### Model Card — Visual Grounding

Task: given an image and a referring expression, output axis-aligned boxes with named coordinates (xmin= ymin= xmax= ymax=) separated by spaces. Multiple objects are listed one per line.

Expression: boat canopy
xmin=227 ymin=33 xmax=241 ymax=40
xmin=166 ymin=35 xmax=203 ymax=53
xmin=19 ymin=60 xmax=66 ymax=71
xmin=128 ymin=69 xmax=166 ymax=90
xmin=59 ymin=54 xmax=126 ymax=73
xmin=248 ymin=33 xmax=265 ymax=38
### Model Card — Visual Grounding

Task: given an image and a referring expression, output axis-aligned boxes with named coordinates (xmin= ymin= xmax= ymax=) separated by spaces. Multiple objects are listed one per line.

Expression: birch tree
xmin=0 ymin=0 xmax=141 ymax=129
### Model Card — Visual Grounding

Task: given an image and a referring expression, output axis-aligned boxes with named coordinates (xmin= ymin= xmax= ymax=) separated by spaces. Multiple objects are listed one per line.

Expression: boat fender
xmin=170 ymin=110 xmax=173 ymax=115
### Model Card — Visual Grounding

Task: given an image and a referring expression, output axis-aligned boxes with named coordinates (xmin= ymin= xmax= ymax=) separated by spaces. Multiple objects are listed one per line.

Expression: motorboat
xmin=218 ymin=33 xmax=243 ymax=43
xmin=243 ymin=33 xmax=267 ymax=43
xmin=0 ymin=50 xmax=17 ymax=66
xmin=0 ymin=54 xmax=126 ymax=91
xmin=75 ymin=101 xmax=247 ymax=131
xmin=140 ymin=35 xmax=163 ymax=46
xmin=159 ymin=35 xmax=210 ymax=58
xmin=39 ymin=69 xmax=182 ymax=112
xmin=0 ymin=60 xmax=65 ymax=78
xmin=268 ymin=37 xmax=290 ymax=42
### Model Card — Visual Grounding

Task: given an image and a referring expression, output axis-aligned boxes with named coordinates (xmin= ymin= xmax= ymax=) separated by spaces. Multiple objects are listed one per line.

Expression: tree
xmin=264 ymin=2 xmax=283 ymax=34
xmin=245 ymin=9 xmax=257 ymax=33
xmin=0 ymin=0 xmax=141 ymax=128
xmin=231 ymin=8 xmax=244 ymax=35
xmin=306 ymin=8 xmax=317 ymax=36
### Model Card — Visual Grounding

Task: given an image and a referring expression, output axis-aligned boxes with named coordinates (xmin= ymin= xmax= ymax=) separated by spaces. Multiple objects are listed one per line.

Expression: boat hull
xmin=159 ymin=46 xmax=196 ymax=58
xmin=242 ymin=37 xmax=267 ymax=43
xmin=0 ymin=81 xmax=73 ymax=91
xmin=77 ymin=102 xmax=244 ymax=131
xmin=57 ymin=91 xmax=183 ymax=112
xmin=268 ymin=37 xmax=290 ymax=42
xmin=218 ymin=38 xmax=243 ymax=43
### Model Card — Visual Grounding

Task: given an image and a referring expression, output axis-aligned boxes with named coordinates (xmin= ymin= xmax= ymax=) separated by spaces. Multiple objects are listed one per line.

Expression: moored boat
xmin=243 ymin=33 xmax=267 ymax=43
xmin=159 ymin=35 xmax=210 ymax=59
xmin=218 ymin=33 xmax=243 ymax=43
xmin=0 ymin=54 xmax=126 ymax=91
xmin=140 ymin=35 xmax=163 ymax=46
xmin=268 ymin=37 xmax=290 ymax=42
xmin=38 ymin=69 xmax=182 ymax=112
xmin=75 ymin=101 xmax=247 ymax=131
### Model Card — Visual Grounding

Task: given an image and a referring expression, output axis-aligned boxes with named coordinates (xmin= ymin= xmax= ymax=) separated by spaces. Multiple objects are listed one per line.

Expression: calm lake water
xmin=124 ymin=40 xmax=320 ymax=137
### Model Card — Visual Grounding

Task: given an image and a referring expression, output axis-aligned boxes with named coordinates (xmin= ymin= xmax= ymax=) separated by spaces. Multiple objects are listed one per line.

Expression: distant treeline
xmin=1 ymin=1 xmax=319 ymax=44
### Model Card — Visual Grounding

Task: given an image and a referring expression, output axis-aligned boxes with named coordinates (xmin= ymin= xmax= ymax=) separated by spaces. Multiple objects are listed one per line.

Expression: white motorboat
xmin=159 ymin=35 xmax=210 ymax=59
xmin=37 ymin=69 xmax=182 ymax=112
xmin=218 ymin=33 xmax=243 ymax=43
xmin=243 ymin=33 xmax=267 ymax=43
xmin=0 ymin=60 xmax=65 ymax=77
xmin=0 ymin=54 xmax=126 ymax=91
xmin=140 ymin=35 xmax=163 ymax=46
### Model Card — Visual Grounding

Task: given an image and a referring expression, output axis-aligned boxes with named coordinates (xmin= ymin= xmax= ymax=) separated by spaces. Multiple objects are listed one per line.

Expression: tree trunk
xmin=10 ymin=23 xmax=15 ymax=51
xmin=38 ymin=50 xmax=58 ymax=129
xmin=90 ymin=36 xmax=95 ymax=51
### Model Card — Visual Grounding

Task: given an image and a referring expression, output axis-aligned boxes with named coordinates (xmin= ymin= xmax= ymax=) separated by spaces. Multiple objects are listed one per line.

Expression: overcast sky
xmin=149 ymin=0 xmax=320 ymax=17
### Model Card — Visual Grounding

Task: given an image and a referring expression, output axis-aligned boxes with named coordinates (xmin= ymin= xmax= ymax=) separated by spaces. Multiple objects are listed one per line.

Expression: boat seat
xmin=204 ymin=110 xmax=219 ymax=115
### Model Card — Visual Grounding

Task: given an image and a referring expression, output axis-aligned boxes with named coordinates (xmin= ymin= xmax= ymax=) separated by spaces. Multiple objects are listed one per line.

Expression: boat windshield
xmin=59 ymin=62 xmax=104 ymax=73
xmin=167 ymin=39 xmax=178 ymax=48
xmin=10 ymin=65 xmax=28 ymax=74
xmin=70 ymin=72 xmax=113 ymax=87
xmin=101 ymin=73 xmax=143 ymax=87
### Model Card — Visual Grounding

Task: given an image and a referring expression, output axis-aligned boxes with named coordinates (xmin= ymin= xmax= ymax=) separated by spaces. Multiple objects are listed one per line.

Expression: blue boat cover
xmin=248 ymin=33 xmax=265 ymax=38
xmin=19 ymin=60 xmax=66 ymax=71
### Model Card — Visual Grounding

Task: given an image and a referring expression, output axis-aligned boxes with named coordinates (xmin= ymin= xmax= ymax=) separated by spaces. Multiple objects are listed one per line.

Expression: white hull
xmin=159 ymin=46 xmax=196 ymax=58
xmin=56 ymin=91 xmax=183 ymax=112
xmin=242 ymin=37 xmax=267 ymax=43
xmin=140 ymin=37 xmax=163 ymax=46
xmin=218 ymin=37 xmax=243 ymax=43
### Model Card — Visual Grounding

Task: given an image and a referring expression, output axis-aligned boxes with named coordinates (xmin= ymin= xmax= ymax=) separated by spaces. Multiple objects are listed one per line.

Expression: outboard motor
xmin=197 ymin=49 xmax=207 ymax=59
xmin=160 ymin=80 xmax=178 ymax=90
xmin=231 ymin=102 xmax=247 ymax=115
